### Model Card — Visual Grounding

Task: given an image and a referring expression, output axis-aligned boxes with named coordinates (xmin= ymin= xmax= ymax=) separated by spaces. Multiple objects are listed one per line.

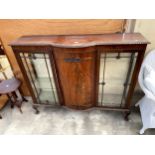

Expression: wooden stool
xmin=0 ymin=77 xmax=27 ymax=119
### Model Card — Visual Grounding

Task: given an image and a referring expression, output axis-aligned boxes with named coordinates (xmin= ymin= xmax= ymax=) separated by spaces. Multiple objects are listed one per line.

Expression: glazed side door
xmin=12 ymin=46 xmax=63 ymax=106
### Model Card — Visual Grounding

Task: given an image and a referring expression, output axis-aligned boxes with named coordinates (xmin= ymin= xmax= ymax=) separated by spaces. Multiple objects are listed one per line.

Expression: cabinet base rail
xmin=32 ymin=103 xmax=130 ymax=111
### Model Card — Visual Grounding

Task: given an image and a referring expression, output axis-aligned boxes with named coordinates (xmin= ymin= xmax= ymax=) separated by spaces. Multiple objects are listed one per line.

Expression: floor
xmin=0 ymin=99 xmax=155 ymax=135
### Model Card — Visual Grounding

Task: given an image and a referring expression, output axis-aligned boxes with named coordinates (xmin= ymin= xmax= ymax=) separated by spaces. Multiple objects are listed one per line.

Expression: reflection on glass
xmin=98 ymin=52 xmax=137 ymax=107
xmin=20 ymin=53 xmax=59 ymax=105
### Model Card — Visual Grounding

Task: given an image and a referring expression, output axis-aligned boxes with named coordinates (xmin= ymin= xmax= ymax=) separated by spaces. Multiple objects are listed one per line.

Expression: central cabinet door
xmin=53 ymin=47 xmax=96 ymax=109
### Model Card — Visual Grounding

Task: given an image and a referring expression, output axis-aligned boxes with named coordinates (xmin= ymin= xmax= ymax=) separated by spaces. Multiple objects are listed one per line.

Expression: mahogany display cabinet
xmin=10 ymin=33 xmax=149 ymax=120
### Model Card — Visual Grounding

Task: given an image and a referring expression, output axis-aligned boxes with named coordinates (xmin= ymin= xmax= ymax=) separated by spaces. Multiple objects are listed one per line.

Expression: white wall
xmin=133 ymin=20 xmax=155 ymax=92
xmin=134 ymin=19 xmax=155 ymax=53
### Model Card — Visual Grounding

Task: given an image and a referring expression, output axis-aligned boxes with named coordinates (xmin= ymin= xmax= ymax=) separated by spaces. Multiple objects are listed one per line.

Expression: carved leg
xmin=124 ymin=111 xmax=131 ymax=121
xmin=33 ymin=105 xmax=40 ymax=114
xmin=0 ymin=114 xmax=2 ymax=119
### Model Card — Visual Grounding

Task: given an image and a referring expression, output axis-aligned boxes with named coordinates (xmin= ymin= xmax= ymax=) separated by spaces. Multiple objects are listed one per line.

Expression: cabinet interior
xmin=98 ymin=52 xmax=137 ymax=107
xmin=20 ymin=52 xmax=59 ymax=105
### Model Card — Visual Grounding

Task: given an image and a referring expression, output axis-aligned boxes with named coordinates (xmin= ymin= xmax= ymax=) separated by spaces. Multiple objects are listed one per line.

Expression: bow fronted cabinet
xmin=9 ymin=33 xmax=149 ymax=120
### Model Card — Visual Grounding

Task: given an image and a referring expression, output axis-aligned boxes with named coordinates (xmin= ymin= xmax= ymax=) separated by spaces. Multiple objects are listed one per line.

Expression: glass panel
xmin=20 ymin=52 xmax=59 ymax=105
xmin=98 ymin=52 xmax=137 ymax=107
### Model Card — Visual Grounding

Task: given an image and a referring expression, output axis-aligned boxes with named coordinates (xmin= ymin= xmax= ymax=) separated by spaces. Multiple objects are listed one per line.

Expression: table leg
xmin=12 ymin=92 xmax=23 ymax=114
xmin=7 ymin=94 xmax=14 ymax=109
xmin=17 ymin=88 xmax=28 ymax=102
xmin=13 ymin=91 xmax=18 ymax=98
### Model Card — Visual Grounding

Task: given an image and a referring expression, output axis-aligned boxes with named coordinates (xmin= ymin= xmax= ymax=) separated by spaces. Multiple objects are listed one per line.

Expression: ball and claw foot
xmin=33 ymin=106 xmax=40 ymax=114
xmin=124 ymin=111 xmax=131 ymax=121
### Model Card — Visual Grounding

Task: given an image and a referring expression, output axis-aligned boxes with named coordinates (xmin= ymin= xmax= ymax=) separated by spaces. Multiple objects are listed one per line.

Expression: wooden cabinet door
xmin=53 ymin=47 xmax=96 ymax=109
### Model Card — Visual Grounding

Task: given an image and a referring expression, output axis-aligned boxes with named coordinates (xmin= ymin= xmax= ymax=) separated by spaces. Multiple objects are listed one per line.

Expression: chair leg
xmin=140 ymin=127 xmax=147 ymax=135
xmin=7 ymin=94 xmax=14 ymax=109
xmin=135 ymin=102 xmax=140 ymax=107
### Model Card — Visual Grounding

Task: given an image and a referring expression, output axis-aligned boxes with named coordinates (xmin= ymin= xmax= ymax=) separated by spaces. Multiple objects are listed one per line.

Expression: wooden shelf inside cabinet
xmin=9 ymin=33 xmax=149 ymax=119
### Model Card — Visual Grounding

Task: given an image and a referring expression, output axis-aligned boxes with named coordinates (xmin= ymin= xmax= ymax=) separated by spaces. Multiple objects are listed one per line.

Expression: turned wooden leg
xmin=33 ymin=105 xmax=40 ymax=114
xmin=12 ymin=91 xmax=18 ymax=98
xmin=124 ymin=111 xmax=131 ymax=121
xmin=0 ymin=114 xmax=2 ymax=119
xmin=6 ymin=94 xmax=13 ymax=109
xmin=15 ymin=89 xmax=28 ymax=102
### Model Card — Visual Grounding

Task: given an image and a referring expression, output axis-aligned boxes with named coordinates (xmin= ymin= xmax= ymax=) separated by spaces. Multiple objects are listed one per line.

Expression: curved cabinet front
xmin=10 ymin=34 xmax=148 ymax=114
xmin=53 ymin=47 xmax=96 ymax=109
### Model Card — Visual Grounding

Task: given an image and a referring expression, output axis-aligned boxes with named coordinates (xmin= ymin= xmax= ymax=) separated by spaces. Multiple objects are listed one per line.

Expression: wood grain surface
xmin=53 ymin=47 xmax=96 ymax=109
xmin=10 ymin=33 xmax=149 ymax=47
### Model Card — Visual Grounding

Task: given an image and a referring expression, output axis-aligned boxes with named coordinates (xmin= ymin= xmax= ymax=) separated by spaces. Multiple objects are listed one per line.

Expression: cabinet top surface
xmin=10 ymin=33 xmax=149 ymax=48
